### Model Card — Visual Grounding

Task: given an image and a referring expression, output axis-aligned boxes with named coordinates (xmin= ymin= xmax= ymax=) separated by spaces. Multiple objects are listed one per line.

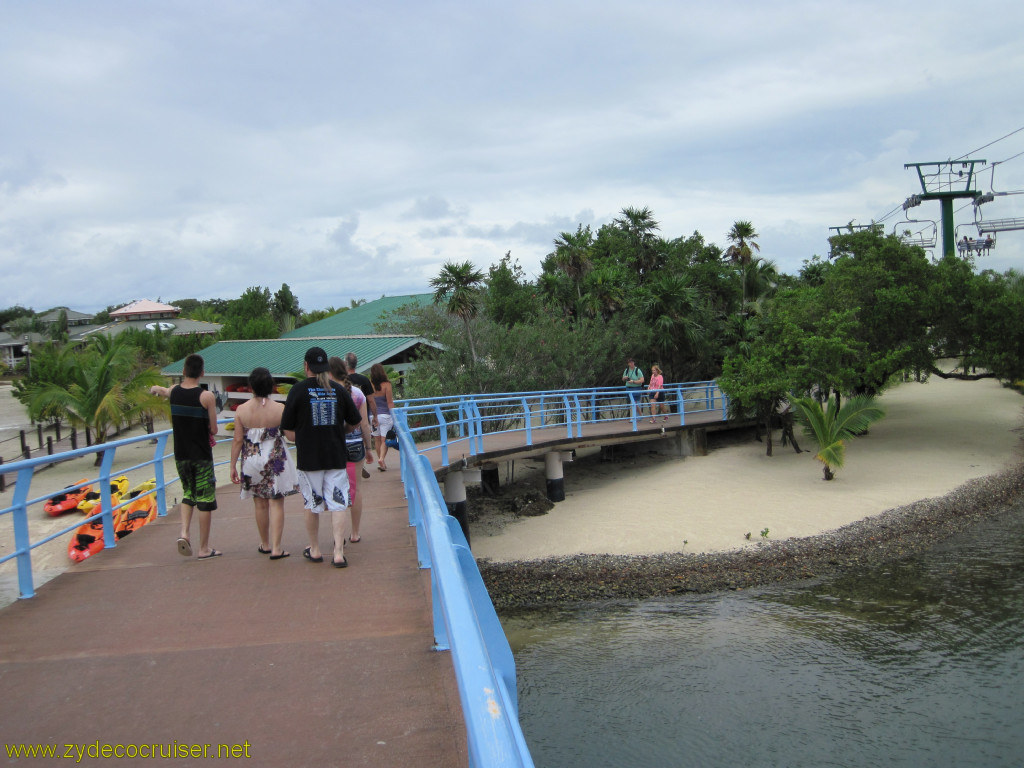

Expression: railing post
xmin=154 ymin=433 xmax=170 ymax=517
xmin=99 ymin=446 xmax=118 ymax=551
xmin=37 ymin=424 xmax=43 ymax=449
xmin=560 ymin=396 xmax=573 ymax=438
xmin=71 ymin=429 xmax=78 ymax=450
xmin=12 ymin=466 xmax=36 ymax=599
xmin=433 ymin=405 xmax=449 ymax=467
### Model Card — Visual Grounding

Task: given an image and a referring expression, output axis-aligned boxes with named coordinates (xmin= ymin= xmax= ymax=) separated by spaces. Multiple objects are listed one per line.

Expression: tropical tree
xmin=484 ymin=252 xmax=537 ymax=327
xmin=272 ymin=283 xmax=302 ymax=333
xmin=430 ymin=260 xmax=486 ymax=363
xmin=725 ymin=220 xmax=761 ymax=307
xmin=791 ymin=394 xmax=885 ymax=480
xmin=19 ymin=335 xmax=165 ymax=460
xmin=551 ymin=225 xmax=594 ymax=299
xmin=614 ymin=206 xmax=662 ymax=283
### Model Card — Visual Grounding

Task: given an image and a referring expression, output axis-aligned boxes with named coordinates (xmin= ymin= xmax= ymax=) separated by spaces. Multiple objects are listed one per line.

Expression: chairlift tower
xmin=903 ymin=160 xmax=985 ymax=258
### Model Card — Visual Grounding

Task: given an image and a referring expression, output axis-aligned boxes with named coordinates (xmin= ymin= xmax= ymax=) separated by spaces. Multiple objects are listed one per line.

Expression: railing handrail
xmin=0 ymin=419 xmax=247 ymax=597
xmin=395 ymin=412 xmax=535 ymax=767
xmin=396 ymin=380 xmax=729 ymax=465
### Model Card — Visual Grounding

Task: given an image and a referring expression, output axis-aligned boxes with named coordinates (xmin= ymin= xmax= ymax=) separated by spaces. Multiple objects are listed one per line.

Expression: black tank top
xmin=169 ymin=385 xmax=213 ymax=461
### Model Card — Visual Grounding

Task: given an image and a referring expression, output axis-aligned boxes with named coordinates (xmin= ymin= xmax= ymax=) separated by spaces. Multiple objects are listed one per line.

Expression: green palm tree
xmin=430 ymin=260 xmax=486 ymax=363
xmin=792 ymin=394 xmax=885 ymax=480
xmin=552 ymin=224 xmax=594 ymax=299
xmin=726 ymin=220 xmax=761 ymax=308
xmin=640 ymin=272 xmax=703 ymax=378
xmin=614 ymin=206 xmax=662 ymax=282
xmin=21 ymin=335 xmax=165 ymax=461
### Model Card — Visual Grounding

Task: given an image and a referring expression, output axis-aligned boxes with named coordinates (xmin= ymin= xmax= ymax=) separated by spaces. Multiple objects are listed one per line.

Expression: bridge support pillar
xmin=687 ymin=428 xmax=708 ymax=457
xmin=544 ymin=451 xmax=573 ymax=503
xmin=481 ymin=463 xmax=500 ymax=496
xmin=443 ymin=471 xmax=471 ymax=545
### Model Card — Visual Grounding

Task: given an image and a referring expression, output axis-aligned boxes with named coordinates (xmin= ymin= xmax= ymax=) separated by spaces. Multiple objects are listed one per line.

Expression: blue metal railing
xmin=1 ymin=430 xmax=177 ymax=600
xmin=396 ymin=381 xmax=728 ymax=465
xmin=397 ymin=423 xmax=534 ymax=767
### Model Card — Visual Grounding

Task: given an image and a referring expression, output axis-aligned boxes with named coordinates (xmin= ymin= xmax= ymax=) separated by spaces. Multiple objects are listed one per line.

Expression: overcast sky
xmin=3 ymin=1 xmax=1024 ymax=315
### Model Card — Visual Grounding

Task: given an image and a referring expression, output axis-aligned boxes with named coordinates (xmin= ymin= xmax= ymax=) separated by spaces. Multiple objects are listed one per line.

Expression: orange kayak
xmin=68 ymin=479 xmax=155 ymax=563
xmin=44 ymin=480 xmax=92 ymax=517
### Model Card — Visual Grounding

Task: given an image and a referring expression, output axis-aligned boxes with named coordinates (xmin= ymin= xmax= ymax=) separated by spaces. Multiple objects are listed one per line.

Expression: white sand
xmin=471 ymin=375 xmax=1024 ymax=562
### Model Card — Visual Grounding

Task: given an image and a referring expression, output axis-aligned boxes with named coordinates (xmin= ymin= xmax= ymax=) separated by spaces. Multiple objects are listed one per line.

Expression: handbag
xmin=385 ymin=427 xmax=399 ymax=450
xmin=346 ymin=440 xmax=365 ymax=463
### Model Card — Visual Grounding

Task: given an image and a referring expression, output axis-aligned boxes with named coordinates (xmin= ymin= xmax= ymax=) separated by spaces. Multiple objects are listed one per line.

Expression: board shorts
xmin=296 ymin=468 xmax=350 ymax=514
xmin=175 ymin=459 xmax=218 ymax=511
xmin=371 ymin=413 xmax=394 ymax=438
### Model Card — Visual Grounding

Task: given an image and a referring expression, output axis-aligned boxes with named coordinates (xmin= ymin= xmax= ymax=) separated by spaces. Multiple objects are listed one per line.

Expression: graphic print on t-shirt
xmin=309 ymin=387 xmax=337 ymax=427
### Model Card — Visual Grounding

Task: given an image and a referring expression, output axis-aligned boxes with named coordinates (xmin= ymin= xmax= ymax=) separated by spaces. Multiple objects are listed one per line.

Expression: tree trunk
xmin=822 ymin=465 xmax=834 ymax=481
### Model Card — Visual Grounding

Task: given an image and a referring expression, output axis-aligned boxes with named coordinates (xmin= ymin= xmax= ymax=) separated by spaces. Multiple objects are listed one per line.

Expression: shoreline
xmin=479 ymin=461 xmax=1024 ymax=610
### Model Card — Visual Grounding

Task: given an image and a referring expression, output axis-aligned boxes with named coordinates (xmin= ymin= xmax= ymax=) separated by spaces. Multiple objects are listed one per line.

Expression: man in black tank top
xmin=151 ymin=354 xmax=222 ymax=559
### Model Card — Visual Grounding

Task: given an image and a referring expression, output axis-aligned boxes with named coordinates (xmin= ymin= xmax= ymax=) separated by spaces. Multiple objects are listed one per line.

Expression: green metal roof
xmin=161 ymin=336 xmax=438 ymax=378
xmin=280 ymin=293 xmax=434 ymax=339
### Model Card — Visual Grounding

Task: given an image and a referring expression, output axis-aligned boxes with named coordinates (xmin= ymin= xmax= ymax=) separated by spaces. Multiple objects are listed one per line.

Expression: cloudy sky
xmin=3 ymin=1 xmax=1024 ymax=315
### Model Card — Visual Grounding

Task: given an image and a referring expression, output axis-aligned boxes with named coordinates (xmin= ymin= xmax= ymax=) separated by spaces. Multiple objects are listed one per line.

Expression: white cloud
xmin=2 ymin=1 xmax=1024 ymax=313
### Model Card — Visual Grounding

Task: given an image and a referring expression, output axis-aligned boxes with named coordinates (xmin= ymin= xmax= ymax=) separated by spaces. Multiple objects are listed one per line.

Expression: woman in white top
xmin=229 ymin=367 xmax=299 ymax=559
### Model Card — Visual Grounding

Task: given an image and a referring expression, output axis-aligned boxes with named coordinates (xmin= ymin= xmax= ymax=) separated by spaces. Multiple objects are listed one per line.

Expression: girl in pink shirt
xmin=648 ymin=365 xmax=665 ymax=423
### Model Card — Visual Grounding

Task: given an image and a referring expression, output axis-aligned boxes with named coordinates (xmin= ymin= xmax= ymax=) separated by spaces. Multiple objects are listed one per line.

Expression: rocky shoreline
xmin=477 ymin=462 xmax=1024 ymax=610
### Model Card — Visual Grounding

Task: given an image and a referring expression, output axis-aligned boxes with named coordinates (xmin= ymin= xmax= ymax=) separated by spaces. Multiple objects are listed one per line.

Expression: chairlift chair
xmin=973 ymin=164 xmax=1024 ymax=234
xmin=893 ymin=218 xmax=937 ymax=249
xmin=955 ymin=223 xmax=993 ymax=256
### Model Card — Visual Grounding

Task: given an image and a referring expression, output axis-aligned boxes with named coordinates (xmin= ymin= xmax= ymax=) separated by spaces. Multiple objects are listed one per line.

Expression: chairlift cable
xmin=953 ymin=124 xmax=1024 ymax=162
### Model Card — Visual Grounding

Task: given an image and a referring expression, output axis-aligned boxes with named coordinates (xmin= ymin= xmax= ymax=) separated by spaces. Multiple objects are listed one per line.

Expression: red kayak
xmin=44 ymin=480 xmax=92 ymax=517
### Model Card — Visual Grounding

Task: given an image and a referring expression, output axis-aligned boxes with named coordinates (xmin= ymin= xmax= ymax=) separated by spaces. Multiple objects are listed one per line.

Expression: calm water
xmin=504 ymin=504 xmax=1024 ymax=768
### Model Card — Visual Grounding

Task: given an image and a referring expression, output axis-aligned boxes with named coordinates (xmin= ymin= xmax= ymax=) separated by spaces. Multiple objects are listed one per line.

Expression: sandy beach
xmin=470 ymin=373 xmax=1024 ymax=562
xmin=3 ymin=373 xmax=1024 ymax=607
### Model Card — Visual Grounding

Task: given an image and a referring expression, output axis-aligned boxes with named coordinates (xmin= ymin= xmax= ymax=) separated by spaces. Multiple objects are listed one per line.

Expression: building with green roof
xmin=279 ymin=293 xmax=434 ymax=338
xmin=160 ymin=293 xmax=441 ymax=411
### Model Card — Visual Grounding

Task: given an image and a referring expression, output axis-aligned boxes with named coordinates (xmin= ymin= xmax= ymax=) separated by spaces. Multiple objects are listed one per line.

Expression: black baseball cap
xmin=304 ymin=346 xmax=329 ymax=374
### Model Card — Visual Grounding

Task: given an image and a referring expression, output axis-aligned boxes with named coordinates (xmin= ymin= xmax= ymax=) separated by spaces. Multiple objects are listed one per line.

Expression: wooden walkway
xmin=0 ymin=411 xmax=730 ymax=766
xmin=0 ymin=465 xmax=467 ymax=767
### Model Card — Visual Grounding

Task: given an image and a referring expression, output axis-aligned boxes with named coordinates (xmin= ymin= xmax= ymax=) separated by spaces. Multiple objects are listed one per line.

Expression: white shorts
xmin=296 ymin=468 xmax=350 ymax=514
xmin=371 ymin=413 xmax=394 ymax=438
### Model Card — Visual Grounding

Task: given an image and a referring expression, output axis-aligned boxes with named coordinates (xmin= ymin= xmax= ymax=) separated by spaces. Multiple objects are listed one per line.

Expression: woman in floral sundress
xmin=229 ymin=367 xmax=299 ymax=559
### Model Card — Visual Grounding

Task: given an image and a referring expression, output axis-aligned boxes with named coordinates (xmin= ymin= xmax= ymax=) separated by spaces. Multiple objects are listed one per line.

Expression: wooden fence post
xmin=47 ymin=436 xmax=53 ymax=455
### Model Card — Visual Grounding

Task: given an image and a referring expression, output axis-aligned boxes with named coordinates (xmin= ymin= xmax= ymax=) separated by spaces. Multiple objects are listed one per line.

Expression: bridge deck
xmin=0 ymin=413 xmax=724 ymax=766
xmin=0 ymin=467 xmax=467 ymax=767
